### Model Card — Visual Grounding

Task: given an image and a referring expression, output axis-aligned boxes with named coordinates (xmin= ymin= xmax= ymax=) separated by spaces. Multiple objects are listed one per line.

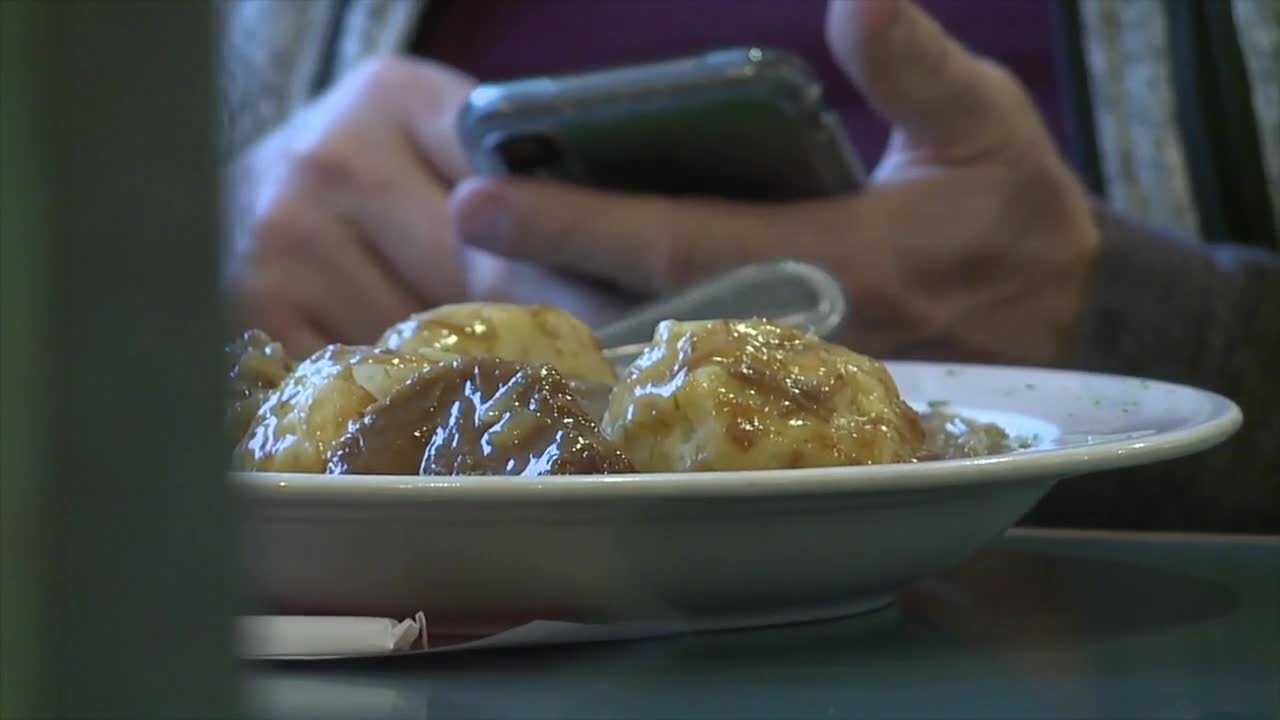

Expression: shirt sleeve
xmin=1024 ymin=201 xmax=1280 ymax=533
xmin=216 ymin=0 xmax=340 ymax=160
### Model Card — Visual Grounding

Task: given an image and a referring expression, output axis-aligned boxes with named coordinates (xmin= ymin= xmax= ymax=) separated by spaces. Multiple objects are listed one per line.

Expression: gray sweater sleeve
xmin=1024 ymin=203 xmax=1280 ymax=533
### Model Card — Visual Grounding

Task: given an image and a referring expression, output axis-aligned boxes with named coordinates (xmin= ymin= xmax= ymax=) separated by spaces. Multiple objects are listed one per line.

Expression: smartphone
xmin=457 ymin=47 xmax=865 ymax=202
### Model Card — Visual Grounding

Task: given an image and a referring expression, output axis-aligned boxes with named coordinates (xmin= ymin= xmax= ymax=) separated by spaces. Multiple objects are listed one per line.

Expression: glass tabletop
xmin=248 ymin=529 xmax=1280 ymax=720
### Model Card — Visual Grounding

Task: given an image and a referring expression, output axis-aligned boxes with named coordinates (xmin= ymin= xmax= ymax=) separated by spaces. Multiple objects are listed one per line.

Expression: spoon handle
xmin=596 ymin=260 xmax=848 ymax=365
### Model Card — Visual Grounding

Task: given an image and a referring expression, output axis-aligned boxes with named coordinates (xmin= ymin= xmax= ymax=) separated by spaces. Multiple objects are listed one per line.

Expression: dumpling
xmin=327 ymin=357 xmax=633 ymax=476
xmin=226 ymin=329 xmax=293 ymax=445
xmin=232 ymin=344 xmax=453 ymax=472
xmin=377 ymin=302 xmax=616 ymax=385
xmin=601 ymin=319 xmax=925 ymax=472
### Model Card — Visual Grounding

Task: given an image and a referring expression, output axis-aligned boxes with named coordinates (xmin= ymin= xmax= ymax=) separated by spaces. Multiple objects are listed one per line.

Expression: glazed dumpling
xmin=601 ymin=319 xmax=925 ymax=472
xmin=327 ymin=357 xmax=633 ymax=476
xmin=225 ymin=329 xmax=293 ymax=445
xmin=232 ymin=344 xmax=453 ymax=472
xmin=377 ymin=302 xmax=616 ymax=385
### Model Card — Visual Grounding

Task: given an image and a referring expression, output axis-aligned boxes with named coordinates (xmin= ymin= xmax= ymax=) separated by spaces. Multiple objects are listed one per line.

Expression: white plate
xmin=234 ymin=362 xmax=1241 ymax=634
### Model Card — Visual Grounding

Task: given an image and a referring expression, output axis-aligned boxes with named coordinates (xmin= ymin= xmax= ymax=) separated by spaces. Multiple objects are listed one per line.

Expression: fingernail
xmin=452 ymin=178 xmax=513 ymax=251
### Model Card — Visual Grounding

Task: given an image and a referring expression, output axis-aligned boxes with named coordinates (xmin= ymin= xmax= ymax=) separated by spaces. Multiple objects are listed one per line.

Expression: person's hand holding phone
xmin=451 ymin=0 xmax=1100 ymax=367
xmin=224 ymin=54 xmax=633 ymax=356
xmin=223 ymin=57 xmax=477 ymax=356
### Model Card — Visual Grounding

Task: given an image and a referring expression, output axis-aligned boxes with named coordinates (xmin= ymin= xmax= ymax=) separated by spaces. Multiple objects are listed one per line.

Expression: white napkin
xmin=239 ymin=612 xmax=427 ymax=659
xmin=239 ymin=601 xmax=869 ymax=660
xmin=238 ymin=612 xmax=696 ymax=660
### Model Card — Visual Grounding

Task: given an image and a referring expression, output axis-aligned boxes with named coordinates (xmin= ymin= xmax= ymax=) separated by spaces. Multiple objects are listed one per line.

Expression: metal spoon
xmin=595 ymin=260 xmax=848 ymax=369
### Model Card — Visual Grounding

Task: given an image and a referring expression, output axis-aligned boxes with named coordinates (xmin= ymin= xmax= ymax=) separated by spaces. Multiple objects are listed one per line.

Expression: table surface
xmin=248 ymin=529 xmax=1280 ymax=720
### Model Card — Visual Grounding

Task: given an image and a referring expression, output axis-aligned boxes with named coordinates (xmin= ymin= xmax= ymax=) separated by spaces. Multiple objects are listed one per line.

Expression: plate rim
xmin=232 ymin=362 xmax=1242 ymax=502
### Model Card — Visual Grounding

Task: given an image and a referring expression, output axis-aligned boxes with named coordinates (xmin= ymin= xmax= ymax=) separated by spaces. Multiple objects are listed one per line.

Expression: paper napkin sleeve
xmin=239 ymin=612 xmax=426 ymax=658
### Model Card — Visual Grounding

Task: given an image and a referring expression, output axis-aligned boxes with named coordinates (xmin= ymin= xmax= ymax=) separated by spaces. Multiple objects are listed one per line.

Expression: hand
xmin=223 ymin=57 xmax=475 ymax=357
xmin=450 ymin=0 xmax=1100 ymax=366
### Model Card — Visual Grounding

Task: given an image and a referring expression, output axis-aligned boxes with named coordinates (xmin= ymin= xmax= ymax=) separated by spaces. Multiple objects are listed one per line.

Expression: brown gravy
xmin=916 ymin=408 xmax=1025 ymax=461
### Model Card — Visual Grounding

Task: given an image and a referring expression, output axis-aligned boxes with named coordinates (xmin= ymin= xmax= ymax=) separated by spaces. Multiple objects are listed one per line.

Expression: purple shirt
xmin=419 ymin=0 xmax=1068 ymax=165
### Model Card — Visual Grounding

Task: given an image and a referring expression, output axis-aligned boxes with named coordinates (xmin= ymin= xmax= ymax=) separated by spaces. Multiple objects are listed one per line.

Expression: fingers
xmin=463 ymin=249 xmax=633 ymax=327
xmin=825 ymin=0 xmax=1042 ymax=160
xmin=227 ymin=54 xmax=476 ymax=358
xmin=343 ymin=56 xmax=477 ymax=183
xmin=394 ymin=60 xmax=475 ymax=183
xmin=340 ymin=156 xmax=469 ymax=306
xmin=309 ymin=221 xmax=425 ymax=343
xmin=238 ymin=249 xmax=419 ymax=358
xmin=235 ymin=284 xmax=329 ymax=360
xmin=451 ymin=177 xmax=802 ymax=294
xmin=240 ymin=205 xmax=426 ymax=351
xmin=265 ymin=115 xmax=468 ymax=312
xmin=274 ymin=323 xmax=329 ymax=361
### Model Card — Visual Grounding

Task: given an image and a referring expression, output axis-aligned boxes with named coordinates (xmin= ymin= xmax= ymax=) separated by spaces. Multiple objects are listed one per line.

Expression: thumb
xmin=451 ymin=177 xmax=812 ymax=294
xmin=825 ymin=0 xmax=1042 ymax=159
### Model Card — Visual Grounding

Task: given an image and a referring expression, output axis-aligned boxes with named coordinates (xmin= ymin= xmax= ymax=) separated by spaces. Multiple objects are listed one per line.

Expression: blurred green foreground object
xmin=1 ymin=1 xmax=241 ymax=718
